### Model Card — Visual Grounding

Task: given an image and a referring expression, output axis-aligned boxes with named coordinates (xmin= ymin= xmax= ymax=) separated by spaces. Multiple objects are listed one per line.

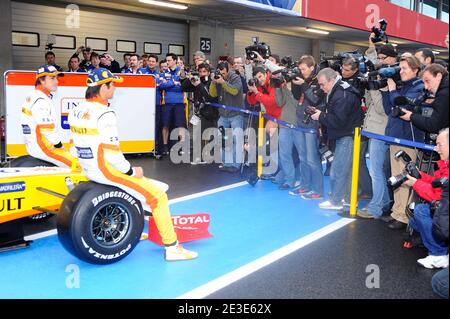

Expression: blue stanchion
xmin=360 ymin=130 xmax=436 ymax=152
xmin=207 ymin=102 xmax=316 ymax=134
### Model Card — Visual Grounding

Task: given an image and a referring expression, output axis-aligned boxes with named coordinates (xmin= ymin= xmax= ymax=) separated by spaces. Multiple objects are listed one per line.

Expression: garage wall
xmin=234 ymin=29 xmax=312 ymax=61
xmin=11 ymin=1 xmax=188 ymax=70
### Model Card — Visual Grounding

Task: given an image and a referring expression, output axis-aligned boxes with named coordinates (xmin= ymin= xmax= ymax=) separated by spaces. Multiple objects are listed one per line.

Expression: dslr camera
xmin=391 ymin=89 xmax=433 ymax=118
xmin=371 ymin=19 xmax=388 ymax=43
xmin=302 ymin=106 xmax=319 ymax=125
xmin=245 ymin=37 xmax=271 ymax=61
xmin=319 ymin=143 xmax=334 ymax=164
xmin=190 ymin=71 xmax=200 ymax=83
xmin=388 ymin=150 xmax=421 ymax=188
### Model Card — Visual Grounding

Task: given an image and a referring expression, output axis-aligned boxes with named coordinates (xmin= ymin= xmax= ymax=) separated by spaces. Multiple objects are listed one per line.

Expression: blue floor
xmin=0 ymin=181 xmax=344 ymax=299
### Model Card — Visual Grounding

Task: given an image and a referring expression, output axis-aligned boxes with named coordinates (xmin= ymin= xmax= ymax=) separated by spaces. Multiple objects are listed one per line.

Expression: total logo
xmin=172 ymin=214 xmax=210 ymax=226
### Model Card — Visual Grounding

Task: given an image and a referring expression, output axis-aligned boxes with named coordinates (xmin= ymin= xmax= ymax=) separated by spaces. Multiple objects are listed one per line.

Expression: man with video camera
xmin=403 ymin=128 xmax=449 ymax=269
xmin=311 ymin=68 xmax=363 ymax=210
xmin=399 ymin=64 xmax=449 ymax=135
xmin=210 ymin=61 xmax=245 ymax=173
xmin=381 ymin=55 xmax=426 ymax=229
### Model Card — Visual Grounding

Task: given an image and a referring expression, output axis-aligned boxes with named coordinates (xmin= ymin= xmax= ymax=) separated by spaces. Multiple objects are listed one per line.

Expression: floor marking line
xmin=176 ymin=218 xmax=355 ymax=299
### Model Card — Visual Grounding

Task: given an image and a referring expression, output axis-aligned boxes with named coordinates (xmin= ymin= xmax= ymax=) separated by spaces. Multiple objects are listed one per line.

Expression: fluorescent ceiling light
xmin=305 ymin=27 xmax=329 ymax=35
xmin=139 ymin=0 xmax=188 ymax=10
xmin=432 ymin=51 xmax=440 ymax=55
xmin=390 ymin=43 xmax=398 ymax=47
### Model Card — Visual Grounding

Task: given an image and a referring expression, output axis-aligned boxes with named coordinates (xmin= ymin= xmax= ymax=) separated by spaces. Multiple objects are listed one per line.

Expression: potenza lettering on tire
xmin=81 ymin=237 xmax=132 ymax=260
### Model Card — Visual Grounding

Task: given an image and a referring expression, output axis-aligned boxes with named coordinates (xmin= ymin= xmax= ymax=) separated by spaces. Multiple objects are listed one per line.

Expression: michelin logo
xmin=0 ymin=182 xmax=26 ymax=194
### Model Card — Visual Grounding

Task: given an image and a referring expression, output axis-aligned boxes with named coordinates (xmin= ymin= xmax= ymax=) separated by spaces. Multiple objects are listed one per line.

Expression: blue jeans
xmin=277 ymin=128 xmax=302 ymax=187
xmin=330 ymin=136 xmax=354 ymax=205
xmin=409 ymin=204 xmax=448 ymax=256
xmin=432 ymin=268 xmax=449 ymax=299
xmin=218 ymin=115 xmax=244 ymax=168
xmin=297 ymin=131 xmax=323 ymax=195
xmin=366 ymin=139 xmax=390 ymax=217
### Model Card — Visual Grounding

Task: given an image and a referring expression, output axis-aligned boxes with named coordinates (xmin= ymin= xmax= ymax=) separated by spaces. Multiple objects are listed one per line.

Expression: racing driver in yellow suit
xmin=68 ymin=68 xmax=198 ymax=261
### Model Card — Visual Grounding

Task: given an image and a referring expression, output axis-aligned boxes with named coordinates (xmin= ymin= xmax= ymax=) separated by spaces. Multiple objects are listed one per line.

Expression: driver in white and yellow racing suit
xmin=20 ymin=65 xmax=78 ymax=168
xmin=68 ymin=68 xmax=198 ymax=261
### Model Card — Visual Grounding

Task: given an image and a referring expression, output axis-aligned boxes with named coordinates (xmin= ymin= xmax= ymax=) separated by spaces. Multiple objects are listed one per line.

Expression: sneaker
xmin=289 ymin=186 xmax=310 ymax=196
xmin=165 ymin=244 xmax=198 ymax=261
xmin=356 ymin=209 xmax=376 ymax=219
xmin=417 ymin=255 xmax=449 ymax=269
xmin=162 ymin=145 xmax=169 ymax=155
xmin=318 ymin=200 xmax=343 ymax=210
xmin=301 ymin=192 xmax=324 ymax=200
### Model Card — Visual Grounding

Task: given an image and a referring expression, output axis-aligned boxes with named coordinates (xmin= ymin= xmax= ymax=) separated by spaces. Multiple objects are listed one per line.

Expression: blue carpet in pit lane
xmin=0 ymin=181 xmax=348 ymax=299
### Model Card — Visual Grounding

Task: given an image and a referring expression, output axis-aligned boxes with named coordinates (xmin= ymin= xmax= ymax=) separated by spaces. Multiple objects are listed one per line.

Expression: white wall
xmin=11 ymin=1 xmax=188 ymax=70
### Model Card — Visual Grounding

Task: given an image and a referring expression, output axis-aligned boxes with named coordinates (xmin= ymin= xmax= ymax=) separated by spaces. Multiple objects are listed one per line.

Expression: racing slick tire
xmin=57 ymin=181 xmax=144 ymax=264
xmin=9 ymin=155 xmax=56 ymax=222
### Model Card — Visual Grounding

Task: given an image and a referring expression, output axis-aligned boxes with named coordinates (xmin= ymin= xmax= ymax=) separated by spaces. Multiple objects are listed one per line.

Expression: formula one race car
xmin=0 ymin=156 xmax=162 ymax=264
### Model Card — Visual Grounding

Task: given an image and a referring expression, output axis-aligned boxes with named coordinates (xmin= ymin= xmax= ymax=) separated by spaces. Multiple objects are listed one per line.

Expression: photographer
xmin=399 ymin=64 xmax=449 ymax=134
xmin=403 ymin=128 xmax=449 ymax=269
xmin=381 ymin=55 xmax=426 ymax=229
xmin=414 ymin=48 xmax=435 ymax=68
xmin=74 ymin=46 xmax=92 ymax=70
xmin=311 ymin=68 xmax=362 ymax=210
xmin=181 ymin=63 xmax=218 ymax=164
xmin=288 ymin=55 xmax=324 ymax=199
xmin=210 ymin=61 xmax=245 ymax=173
xmin=357 ymin=41 xmax=398 ymax=219
xmin=99 ymin=53 xmax=121 ymax=73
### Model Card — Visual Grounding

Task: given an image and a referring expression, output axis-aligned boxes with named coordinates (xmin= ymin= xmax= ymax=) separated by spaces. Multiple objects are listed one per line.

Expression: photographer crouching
xmin=403 ymin=128 xmax=449 ymax=269
xmin=311 ymin=68 xmax=363 ymax=210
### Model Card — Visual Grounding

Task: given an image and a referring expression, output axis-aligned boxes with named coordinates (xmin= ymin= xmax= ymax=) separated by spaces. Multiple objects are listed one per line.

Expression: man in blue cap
xmin=68 ymin=68 xmax=199 ymax=261
xmin=20 ymin=65 xmax=77 ymax=168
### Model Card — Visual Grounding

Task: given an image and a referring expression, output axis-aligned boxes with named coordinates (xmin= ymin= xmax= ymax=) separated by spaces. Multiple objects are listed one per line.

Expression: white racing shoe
xmin=165 ymin=243 xmax=199 ymax=261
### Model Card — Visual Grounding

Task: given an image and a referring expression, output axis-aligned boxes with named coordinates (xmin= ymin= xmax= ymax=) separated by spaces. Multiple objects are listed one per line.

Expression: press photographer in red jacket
xmin=404 ymin=128 xmax=449 ymax=269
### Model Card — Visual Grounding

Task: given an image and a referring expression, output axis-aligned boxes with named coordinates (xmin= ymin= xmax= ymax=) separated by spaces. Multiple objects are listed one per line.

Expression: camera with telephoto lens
xmin=247 ymin=78 xmax=257 ymax=87
xmin=245 ymin=37 xmax=271 ymax=61
xmin=391 ymin=89 xmax=433 ymax=118
xmin=388 ymin=150 xmax=421 ymax=188
xmin=320 ymin=51 xmax=375 ymax=74
xmin=371 ymin=19 xmax=388 ymax=43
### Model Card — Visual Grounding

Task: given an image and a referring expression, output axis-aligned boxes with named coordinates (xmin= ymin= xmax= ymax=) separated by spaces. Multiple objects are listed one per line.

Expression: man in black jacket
xmin=400 ymin=64 xmax=449 ymax=134
xmin=181 ymin=63 xmax=218 ymax=164
xmin=311 ymin=68 xmax=363 ymax=210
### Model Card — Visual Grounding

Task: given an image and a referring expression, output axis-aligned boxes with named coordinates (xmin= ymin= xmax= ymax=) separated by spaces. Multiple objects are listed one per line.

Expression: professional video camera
xmin=245 ymin=37 xmax=271 ymax=61
xmin=388 ymin=150 xmax=421 ymax=188
xmin=356 ymin=63 xmax=402 ymax=90
xmin=320 ymin=51 xmax=375 ymax=74
xmin=391 ymin=89 xmax=433 ymax=118
xmin=371 ymin=19 xmax=388 ymax=44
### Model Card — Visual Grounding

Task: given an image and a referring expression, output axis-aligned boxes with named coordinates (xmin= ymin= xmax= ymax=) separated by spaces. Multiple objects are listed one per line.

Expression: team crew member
xmin=68 ymin=68 xmax=198 ymax=261
xmin=159 ymin=53 xmax=186 ymax=155
xmin=20 ymin=65 xmax=77 ymax=168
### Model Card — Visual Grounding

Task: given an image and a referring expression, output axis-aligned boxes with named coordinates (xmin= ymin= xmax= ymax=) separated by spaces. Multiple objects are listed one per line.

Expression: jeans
xmin=409 ymin=204 xmax=448 ymax=256
xmin=330 ymin=136 xmax=354 ymax=205
xmin=297 ymin=131 xmax=323 ymax=195
xmin=432 ymin=268 xmax=449 ymax=299
xmin=358 ymin=138 xmax=373 ymax=197
xmin=277 ymin=128 xmax=302 ymax=187
xmin=366 ymin=139 xmax=390 ymax=217
xmin=218 ymin=115 xmax=244 ymax=168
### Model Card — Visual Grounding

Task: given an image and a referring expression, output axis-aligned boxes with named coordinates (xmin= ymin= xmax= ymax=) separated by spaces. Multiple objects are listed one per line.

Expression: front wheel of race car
xmin=9 ymin=155 xmax=56 ymax=222
xmin=57 ymin=181 xmax=144 ymax=264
